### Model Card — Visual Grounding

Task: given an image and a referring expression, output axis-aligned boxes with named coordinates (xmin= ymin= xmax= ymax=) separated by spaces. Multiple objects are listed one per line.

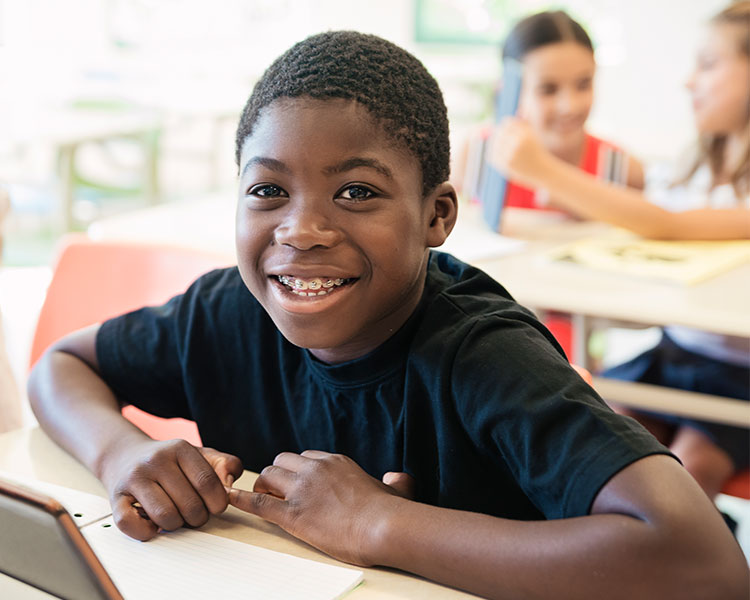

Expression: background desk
xmin=484 ymin=209 xmax=750 ymax=341
xmin=0 ymin=428 xmax=480 ymax=599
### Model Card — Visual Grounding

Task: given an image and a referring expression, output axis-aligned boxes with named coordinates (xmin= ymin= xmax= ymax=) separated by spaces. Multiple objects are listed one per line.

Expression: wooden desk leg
xmin=571 ymin=313 xmax=594 ymax=371
xmin=143 ymin=131 xmax=160 ymax=206
xmin=57 ymin=144 xmax=75 ymax=231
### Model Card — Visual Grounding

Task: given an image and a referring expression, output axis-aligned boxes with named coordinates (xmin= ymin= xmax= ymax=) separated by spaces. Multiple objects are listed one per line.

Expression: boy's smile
xmin=236 ymin=98 xmax=455 ymax=363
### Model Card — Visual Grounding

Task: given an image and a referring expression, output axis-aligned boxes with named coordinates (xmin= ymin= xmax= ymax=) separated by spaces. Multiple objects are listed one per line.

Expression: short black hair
xmin=235 ymin=31 xmax=450 ymax=195
xmin=502 ymin=11 xmax=593 ymax=61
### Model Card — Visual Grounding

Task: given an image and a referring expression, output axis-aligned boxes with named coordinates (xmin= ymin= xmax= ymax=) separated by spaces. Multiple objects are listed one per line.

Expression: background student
xmin=28 ymin=31 xmax=747 ymax=600
xmin=489 ymin=3 xmax=749 ymax=240
xmin=455 ymin=10 xmax=644 ymax=212
xmin=491 ymin=2 xmax=750 ymax=502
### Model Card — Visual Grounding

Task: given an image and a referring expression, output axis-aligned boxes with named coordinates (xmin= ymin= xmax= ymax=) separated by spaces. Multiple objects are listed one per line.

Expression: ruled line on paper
xmin=82 ymin=516 xmax=364 ymax=600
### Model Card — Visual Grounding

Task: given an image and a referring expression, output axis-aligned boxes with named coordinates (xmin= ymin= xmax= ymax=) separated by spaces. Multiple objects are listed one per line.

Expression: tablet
xmin=0 ymin=478 xmax=123 ymax=600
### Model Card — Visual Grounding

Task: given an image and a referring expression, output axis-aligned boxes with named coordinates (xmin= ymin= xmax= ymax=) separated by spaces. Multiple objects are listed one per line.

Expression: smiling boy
xmin=28 ymin=31 xmax=748 ymax=599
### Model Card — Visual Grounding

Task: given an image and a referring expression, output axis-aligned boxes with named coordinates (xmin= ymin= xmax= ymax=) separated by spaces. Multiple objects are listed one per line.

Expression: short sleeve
xmin=451 ymin=315 xmax=672 ymax=519
xmin=96 ymin=291 xmax=193 ymax=419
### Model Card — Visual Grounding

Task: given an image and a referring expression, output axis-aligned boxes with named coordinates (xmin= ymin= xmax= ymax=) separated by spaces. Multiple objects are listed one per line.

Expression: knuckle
xmin=251 ymin=492 xmax=271 ymax=513
xmin=182 ymin=498 xmax=209 ymax=526
xmin=150 ymin=506 xmax=183 ymax=531
xmin=192 ymin=468 xmax=219 ymax=493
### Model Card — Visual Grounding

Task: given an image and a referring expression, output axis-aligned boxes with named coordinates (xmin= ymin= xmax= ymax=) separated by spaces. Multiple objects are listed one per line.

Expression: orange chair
xmin=29 ymin=234 xmax=234 ymax=445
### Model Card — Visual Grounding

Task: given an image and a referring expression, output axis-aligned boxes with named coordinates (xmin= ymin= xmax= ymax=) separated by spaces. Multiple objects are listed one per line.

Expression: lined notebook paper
xmin=0 ymin=472 xmax=363 ymax=600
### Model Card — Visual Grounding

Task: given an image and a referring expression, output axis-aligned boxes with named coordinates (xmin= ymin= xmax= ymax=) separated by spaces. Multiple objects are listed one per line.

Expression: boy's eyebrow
xmin=241 ymin=156 xmax=292 ymax=178
xmin=323 ymin=157 xmax=393 ymax=180
xmin=241 ymin=156 xmax=394 ymax=180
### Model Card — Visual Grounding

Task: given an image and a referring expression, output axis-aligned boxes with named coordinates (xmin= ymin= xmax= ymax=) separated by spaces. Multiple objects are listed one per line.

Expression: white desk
xmin=0 ymin=428 xmax=480 ymax=599
xmin=482 ymin=208 xmax=750 ymax=339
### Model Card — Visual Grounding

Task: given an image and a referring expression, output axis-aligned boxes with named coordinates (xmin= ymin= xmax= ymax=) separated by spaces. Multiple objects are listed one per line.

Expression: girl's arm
xmin=492 ymin=118 xmax=750 ymax=240
xmin=625 ymin=154 xmax=646 ymax=190
xmin=228 ymin=452 xmax=748 ymax=600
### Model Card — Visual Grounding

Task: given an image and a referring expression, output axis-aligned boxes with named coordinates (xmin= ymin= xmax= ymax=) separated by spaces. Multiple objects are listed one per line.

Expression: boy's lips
xmin=266 ymin=270 xmax=360 ymax=313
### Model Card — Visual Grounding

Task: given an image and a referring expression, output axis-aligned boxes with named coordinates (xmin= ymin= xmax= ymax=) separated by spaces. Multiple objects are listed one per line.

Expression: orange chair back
xmin=30 ymin=234 xmax=233 ymax=445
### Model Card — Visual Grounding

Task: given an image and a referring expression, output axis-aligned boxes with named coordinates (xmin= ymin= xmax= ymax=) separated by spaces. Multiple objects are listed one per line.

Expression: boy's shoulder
xmin=418 ymin=251 xmax=561 ymax=358
xmin=424 ymin=251 xmax=537 ymax=326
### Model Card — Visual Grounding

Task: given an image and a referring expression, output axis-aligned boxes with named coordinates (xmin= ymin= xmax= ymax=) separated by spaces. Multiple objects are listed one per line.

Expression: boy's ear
xmin=425 ymin=182 xmax=458 ymax=248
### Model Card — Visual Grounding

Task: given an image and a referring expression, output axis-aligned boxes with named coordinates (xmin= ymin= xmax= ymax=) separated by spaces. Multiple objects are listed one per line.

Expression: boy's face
xmin=236 ymin=98 xmax=455 ymax=364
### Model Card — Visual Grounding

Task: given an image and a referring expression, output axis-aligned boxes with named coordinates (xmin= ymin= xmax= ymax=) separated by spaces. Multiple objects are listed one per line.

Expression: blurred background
xmin=0 ymin=0 xmax=726 ymax=265
xmin=0 ymin=0 xmax=730 ymax=419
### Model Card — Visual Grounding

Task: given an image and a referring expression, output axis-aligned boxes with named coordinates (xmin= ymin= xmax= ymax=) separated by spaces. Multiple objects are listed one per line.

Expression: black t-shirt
xmin=96 ymin=251 xmax=668 ymax=521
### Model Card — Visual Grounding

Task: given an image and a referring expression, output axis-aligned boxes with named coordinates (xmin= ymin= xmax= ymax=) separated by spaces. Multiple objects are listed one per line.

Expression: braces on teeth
xmin=277 ymin=275 xmax=347 ymax=296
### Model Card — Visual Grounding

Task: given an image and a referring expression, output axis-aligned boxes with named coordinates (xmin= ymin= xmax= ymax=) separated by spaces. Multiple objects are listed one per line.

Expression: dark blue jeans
xmin=603 ymin=332 xmax=749 ymax=469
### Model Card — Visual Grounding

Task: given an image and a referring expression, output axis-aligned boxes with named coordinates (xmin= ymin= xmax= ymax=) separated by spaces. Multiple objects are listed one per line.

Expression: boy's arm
xmin=228 ymin=451 xmax=748 ymax=600
xmin=491 ymin=118 xmax=750 ymax=240
xmin=28 ymin=325 xmax=243 ymax=540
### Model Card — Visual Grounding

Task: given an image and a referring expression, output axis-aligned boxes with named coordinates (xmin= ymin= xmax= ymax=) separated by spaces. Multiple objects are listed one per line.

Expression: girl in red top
xmin=503 ymin=11 xmax=644 ymax=210
xmin=455 ymin=11 xmax=645 ymax=211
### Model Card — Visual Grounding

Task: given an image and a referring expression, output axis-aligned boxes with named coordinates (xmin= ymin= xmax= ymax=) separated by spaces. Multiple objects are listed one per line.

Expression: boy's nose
xmin=273 ymin=204 xmax=343 ymax=250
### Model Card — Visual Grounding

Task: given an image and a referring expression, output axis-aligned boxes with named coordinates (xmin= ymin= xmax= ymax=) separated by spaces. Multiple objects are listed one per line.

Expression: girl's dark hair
xmin=502 ymin=10 xmax=593 ymax=61
xmin=235 ymin=31 xmax=450 ymax=195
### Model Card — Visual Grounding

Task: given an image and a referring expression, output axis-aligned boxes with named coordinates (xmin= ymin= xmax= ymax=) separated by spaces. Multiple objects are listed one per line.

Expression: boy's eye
xmin=338 ymin=185 xmax=375 ymax=202
xmin=248 ymin=184 xmax=287 ymax=197
xmin=576 ymin=78 xmax=592 ymax=91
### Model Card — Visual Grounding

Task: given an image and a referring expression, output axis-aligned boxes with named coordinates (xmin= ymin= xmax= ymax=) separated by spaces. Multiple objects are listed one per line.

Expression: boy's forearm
xmin=28 ymin=349 xmax=149 ymax=481
xmin=371 ymin=496 xmax=744 ymax=600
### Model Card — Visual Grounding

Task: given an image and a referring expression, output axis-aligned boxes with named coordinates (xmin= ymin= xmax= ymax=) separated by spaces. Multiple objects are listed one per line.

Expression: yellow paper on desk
xmin=548 ymin=235 xmax=750 ymax=285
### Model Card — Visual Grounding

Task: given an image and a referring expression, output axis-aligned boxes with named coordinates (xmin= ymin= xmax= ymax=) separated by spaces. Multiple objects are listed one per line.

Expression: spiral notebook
xmin=0 ymin=473 xmax=363 ymax=600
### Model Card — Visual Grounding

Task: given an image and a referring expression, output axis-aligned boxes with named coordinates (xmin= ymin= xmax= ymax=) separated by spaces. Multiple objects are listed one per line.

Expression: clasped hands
xmin=101 ymin=439 xmax=414 ymax=566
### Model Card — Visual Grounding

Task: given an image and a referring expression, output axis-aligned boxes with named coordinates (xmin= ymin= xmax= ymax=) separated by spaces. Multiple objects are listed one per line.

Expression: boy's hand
xmin=101 ymin=438 xmax=243 ymax=541
xmin=227 ymin=451 xmax=414 ymax=566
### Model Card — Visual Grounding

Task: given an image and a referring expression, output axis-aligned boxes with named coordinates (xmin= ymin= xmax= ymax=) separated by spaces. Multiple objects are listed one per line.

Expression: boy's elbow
xmin=657 ymin=510 xmax=749 ymax=600
xmin=697 ymin=553 xmax=749 ymax=600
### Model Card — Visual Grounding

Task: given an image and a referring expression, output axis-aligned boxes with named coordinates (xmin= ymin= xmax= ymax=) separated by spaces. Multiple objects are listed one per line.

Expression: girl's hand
xmin=489 ymin=117 xmax=552 ymax=187
xmin=100 ymin=438 xmax=244 ymax=541
xmin=227 ymin=450 xmax=415 ymax=566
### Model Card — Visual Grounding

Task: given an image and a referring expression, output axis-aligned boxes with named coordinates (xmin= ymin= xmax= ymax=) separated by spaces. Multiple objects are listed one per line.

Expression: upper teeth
xmin=278 ymin=276 xmax=345 ymax=290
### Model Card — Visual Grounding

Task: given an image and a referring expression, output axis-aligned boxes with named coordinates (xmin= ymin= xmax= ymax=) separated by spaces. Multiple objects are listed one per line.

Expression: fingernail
xmin=225 ymin=474 xmax=234 ymax=487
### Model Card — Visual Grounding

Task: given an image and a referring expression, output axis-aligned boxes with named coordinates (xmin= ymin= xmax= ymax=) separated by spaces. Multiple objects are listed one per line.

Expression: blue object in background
xmin=479 ymin=57 xmax=522 ymax=231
